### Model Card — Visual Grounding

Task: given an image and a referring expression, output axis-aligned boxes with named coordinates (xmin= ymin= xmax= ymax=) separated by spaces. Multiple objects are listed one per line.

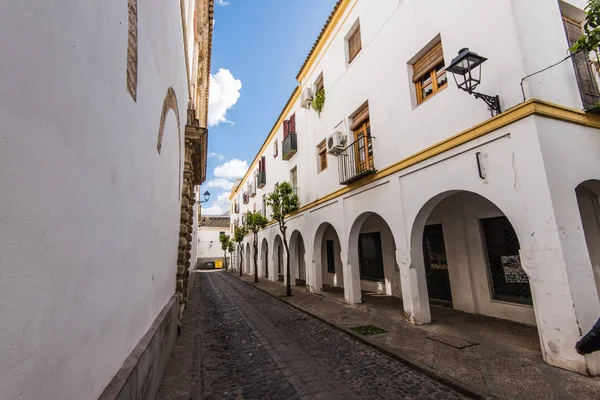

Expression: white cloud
xmin=209 ymin=68 xmax=242 ymax=126
xmin=205 ymin=178 xmax=234 ymax=191
xmin=214 ymin=159 xmax=248 ymax=179
xmin=216 ymin=0 xmax=229 ymax=6
xmin=202 ymin=192 xmax=230 ymax=215
xmin=208 ymin=151 xmax=225 ymax=160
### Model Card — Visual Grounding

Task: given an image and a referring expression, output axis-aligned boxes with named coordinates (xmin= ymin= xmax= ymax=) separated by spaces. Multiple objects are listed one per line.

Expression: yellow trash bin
xmin=215 ymin=260 xmax=223 ymax=269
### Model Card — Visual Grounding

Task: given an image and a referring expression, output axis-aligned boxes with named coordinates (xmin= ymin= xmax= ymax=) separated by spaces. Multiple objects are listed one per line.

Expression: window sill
xmin=414 ymin=84 xmax=448 ymax=109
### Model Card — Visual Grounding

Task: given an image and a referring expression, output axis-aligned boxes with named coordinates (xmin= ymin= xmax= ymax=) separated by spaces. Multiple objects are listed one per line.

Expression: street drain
xmin=350 ymin=325 xmax=387 ymax=335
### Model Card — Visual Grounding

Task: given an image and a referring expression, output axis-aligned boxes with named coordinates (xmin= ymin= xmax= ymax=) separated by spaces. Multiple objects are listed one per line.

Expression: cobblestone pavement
xmin=196 ymin=271 xmax=467 ymax=400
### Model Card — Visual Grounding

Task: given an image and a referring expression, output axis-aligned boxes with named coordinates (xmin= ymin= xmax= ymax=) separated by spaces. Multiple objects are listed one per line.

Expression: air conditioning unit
xmin=300 ymin=88 xmax=313 ymax=109
xmin=327 ymin=131 xmax=346 ymax=154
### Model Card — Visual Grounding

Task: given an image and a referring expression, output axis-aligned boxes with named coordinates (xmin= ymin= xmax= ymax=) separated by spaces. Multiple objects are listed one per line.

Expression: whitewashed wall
xmin=0 ymin=1 xmax=189 ymax=399
xmin=198 ymin=227 xmax=229 ymax=260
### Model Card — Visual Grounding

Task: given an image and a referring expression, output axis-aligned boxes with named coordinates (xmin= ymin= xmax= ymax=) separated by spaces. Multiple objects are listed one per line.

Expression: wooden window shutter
xmin=290 ymin=113 xmax=296 ymax=134
xmin=413 ymin=42 xmax=444 ymax=83
xmin=348 ymin=26 xmax=362 ymax=62
xmin=258 ymin=159 xmax=262 ymax=172
xmin=261 ymin=156 xmax=266 ymax=172
xmin=563 ymin=18 xmax=600 ymax=109
xmin=283 ymin=120 xmax=289 ymax=137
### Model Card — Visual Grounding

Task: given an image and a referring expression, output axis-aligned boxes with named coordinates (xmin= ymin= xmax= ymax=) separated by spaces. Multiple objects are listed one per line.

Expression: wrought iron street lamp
xmin=446 ymin=48 xmax=501 ymax=117
xmin=198 ymin=190 xmax=211 ymax=204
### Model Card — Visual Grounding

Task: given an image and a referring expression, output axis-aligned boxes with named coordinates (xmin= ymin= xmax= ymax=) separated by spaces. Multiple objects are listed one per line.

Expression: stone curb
xmin=225 ymin=271 xmax=494 ymax=400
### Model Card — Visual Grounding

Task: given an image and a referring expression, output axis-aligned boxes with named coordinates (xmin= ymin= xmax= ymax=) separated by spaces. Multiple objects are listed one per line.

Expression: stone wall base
xmin=98 ymin=295 xmax=179 ymax=400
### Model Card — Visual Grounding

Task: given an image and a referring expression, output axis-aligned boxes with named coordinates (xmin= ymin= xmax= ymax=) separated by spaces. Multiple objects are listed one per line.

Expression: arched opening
xmin=290 ymin=230 xmax=307 ymax=286
xmin=313 ymin=222 xmax=344 ymax=295
xmin=261 ymin=238 xmax=269 ymax=279
xmin=245 ymin=243 xmax=251 ymax=274
xmin=410 ymin=191 xmax=535 ymax=328
xmin=575 ymin=179 xmax=600 ymax=299
xmin=272 ymin=235 xmax=284 ymax=282
xmin=348 ymin=212 xmax=399 ymax=303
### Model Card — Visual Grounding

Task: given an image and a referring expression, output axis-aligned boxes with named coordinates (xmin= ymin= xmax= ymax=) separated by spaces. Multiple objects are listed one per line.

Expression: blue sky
xmin=201 ymin=0 xmax=338 ymax=214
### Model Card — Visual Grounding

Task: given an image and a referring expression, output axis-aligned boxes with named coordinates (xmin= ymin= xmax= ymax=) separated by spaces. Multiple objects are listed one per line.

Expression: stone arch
xmin=407 ymin=190 xmax=532 ymax=325
xmin=312 ymin=222 xmax=344 ymax=293
xmin=575 ymin=179 xmax=600 ymax=300
xmin=347 ymin=212 xmax=399 ymax=304
xmin=289 ymin=230 xmax=307 ymax=286
xmin=261 ymin=237 xmax=269 ymax=279
xmin=157 ymin=87 xmax=182 ymax=197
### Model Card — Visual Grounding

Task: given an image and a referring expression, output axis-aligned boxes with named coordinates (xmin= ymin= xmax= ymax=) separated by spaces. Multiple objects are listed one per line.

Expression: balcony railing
xmin=282 ymin=133 xmax=298 ymax=160
xmin=256 ymin=171 xmax=266 ymax=188
xmin=338 ymin=135 xmax=376 ymax=185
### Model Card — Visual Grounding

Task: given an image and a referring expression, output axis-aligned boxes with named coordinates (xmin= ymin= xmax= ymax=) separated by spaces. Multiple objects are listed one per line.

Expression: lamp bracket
xmin=472 ymin=92 xmax=501 ymax=117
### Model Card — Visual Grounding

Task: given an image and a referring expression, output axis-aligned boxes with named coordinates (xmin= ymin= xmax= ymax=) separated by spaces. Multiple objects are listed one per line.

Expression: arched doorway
xmin=261 ymin=238 xmax=269 ymax=279
xmin=348 ymin=212 xmax=399 ymax=302
xmin=290 ymin=230 xmax=306 ymax=286
xmin=313 ymin=222 xmax=344 ymax=294
xmin=575 ymin=179 xmax=600 ymax=299
xmin=410 ymin=191 xmax=534 ymax=325
xmin=245 ymin=243 xmax=251 ymax=274
xmin=272 ymin=235 xmax=284 ymax=282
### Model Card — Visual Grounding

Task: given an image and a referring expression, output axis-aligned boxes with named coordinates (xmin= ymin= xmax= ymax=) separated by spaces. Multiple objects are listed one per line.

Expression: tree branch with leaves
xmin=266 ymin=182 xmax=299 ymax=296
xmin=234 ymin=225 xmax=247 ymax=277
xmin=245 ymin=211 xmax=268 ymax=283
xmin=219 ymin=232 xmax=231 ymax=271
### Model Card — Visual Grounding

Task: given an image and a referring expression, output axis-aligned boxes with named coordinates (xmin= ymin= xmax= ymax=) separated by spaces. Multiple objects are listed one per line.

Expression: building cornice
xmin=239 ymin=99 xmax=600 ymax=224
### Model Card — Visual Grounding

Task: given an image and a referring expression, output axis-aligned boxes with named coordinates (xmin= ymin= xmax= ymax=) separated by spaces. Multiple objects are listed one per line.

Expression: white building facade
xmin=197 ymin=214 xmax=231 ymax=268
xmin=0 ymin=0 xmax=213 ymax=399
xmin=230 ymin=0 xmax=600 ymax=375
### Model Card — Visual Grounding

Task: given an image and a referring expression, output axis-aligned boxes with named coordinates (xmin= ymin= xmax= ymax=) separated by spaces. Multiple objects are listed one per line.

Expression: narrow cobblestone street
xmin=158 ymin=270 xmax=468 ymax=400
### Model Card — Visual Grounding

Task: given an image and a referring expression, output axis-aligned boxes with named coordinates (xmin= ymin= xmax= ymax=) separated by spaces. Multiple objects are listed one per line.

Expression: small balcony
xmin=249 ymin=182 xmax=256 ymax=197
xmin=282 ymin=133 xmax=298 ymax=161
xmin=338 ymin=135 xmax=376 ymax=185
xmin=256 ymin=171 xmax=266 ymax=188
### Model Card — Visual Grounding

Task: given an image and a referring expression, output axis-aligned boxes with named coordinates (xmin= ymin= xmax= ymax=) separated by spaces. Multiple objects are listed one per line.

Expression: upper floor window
xmin=315 ymin=73 xmax=324 ymax=93
xmin=563 ymin=16 xmax=600 ymax=109
xmin=283 ymin=113 xmax=296 ymax=137
xmin=317 ymin=140 xmax=328 ymax=173
xmin=347 ymin=23 xmax=362 ymax=64
xmin=273 ymin=138 xmax=279 ymax=158
xmin=413 ymin=42 xmax=447 ymax=105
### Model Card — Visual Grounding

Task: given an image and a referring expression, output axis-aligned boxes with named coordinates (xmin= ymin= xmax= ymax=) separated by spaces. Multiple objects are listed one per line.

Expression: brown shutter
xmin=283 ymin=120 xmax=289 ymax=137
xmin=413 ymin=42 xmax=444 ymax=83
xmin=348 ymin=27 xmax=362 ymax=62
xmin=350 ymin=107 xmax=370 ymax=131
xmin=261 ymin=156 xmax=266 ymax=172
xmin=290 ymin=113 xmax=296 ymax=134
xmin=258 ymin=159 xmax=262 ymax=172
xmin=563 ymin=18 xmax=600 ymax=109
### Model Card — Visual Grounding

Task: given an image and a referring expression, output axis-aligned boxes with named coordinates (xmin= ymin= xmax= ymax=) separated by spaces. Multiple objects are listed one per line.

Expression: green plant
xmin=233 ymin=225 xmax=247 ymax=277
xmin=228 ymin=240 xmax=235 ymax=268
xmin=266 ymin=182 xmax=299 ymax=296
xmin=218 ymin=232 xmax=231 ymax=271
xmin=245 ymin=211 xmax=268 ymax=283
xmin=312 ymin=88 xmax=325 ymax=115
xmin=570 ymin=0 xmax=600 ymax=55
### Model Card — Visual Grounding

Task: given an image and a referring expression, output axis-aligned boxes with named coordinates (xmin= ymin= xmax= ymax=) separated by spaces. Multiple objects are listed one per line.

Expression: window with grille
xmin=347 ymin=24 xmax=362 ymax=63
xmin=317 ymin=139 xmax=327 ymax=173
xmin=413 ymin=42 xmax=447 ymax=105
xmin=326 ymin=240 xmax=335 ymax=273
xmin=480 ymin=216 xmax=532 ymax=305
xmin=563 ymin=17 xmax=600 ymax=109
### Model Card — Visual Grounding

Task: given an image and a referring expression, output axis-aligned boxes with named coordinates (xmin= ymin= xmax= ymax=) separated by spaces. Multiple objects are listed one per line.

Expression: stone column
xmin=342 ymin=250 xmax=361 ymax=304
xmin=397 ymin=250 xmax=431 ymax=324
